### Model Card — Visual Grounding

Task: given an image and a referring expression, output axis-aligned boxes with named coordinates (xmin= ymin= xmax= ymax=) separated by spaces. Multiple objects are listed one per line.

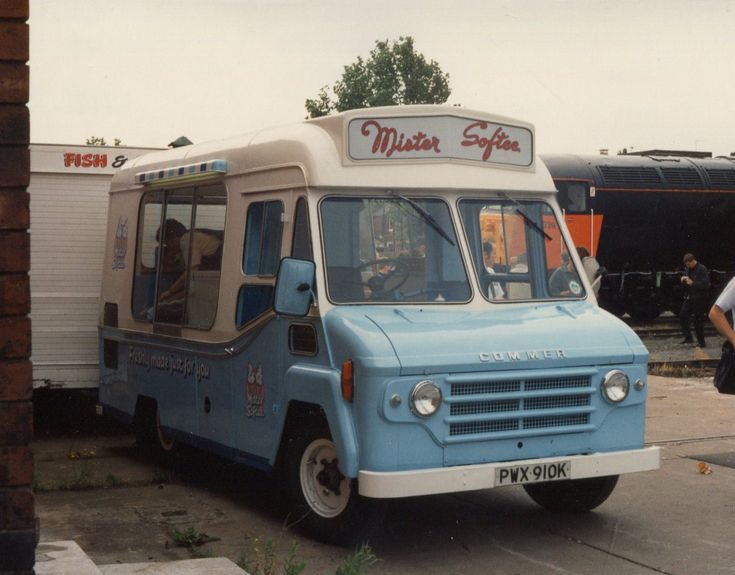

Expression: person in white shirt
xmin=158 ymin=219 xmax=222 ymax=303
xmin=576 ymin=246 xmax=601 ymax=296
xmin=483 ymin=241 xmax=505 ymax=300
xmin=709 ymin=276 xmax=735 ymax=348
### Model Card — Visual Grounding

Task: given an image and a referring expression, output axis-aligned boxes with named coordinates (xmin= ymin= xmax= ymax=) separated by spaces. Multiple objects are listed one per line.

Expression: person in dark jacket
xmin=679 ymin=253 xmax=710 ymax=347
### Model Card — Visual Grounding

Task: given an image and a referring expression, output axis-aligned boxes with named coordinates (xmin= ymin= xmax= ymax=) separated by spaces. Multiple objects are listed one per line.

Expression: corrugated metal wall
xmin=29 ymin=173 xmax=110 ymax=388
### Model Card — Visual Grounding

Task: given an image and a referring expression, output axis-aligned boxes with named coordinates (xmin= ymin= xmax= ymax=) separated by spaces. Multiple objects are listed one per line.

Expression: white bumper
xmin=358 ymin=446 xmax=661 ymax=498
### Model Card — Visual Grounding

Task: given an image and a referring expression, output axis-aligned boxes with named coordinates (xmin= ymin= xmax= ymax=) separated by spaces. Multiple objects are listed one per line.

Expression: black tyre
xmin=523 ymin=475 xmax=619 ymax=512
xmin=282 ymin=424 xmax=385 ymax=546
xmin=134 ymin=398 xmax=176 ymax=455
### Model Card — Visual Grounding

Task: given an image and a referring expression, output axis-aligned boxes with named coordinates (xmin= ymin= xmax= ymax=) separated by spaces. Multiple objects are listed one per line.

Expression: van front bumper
xmin=358 ymin=446 xmax=660 ymax=498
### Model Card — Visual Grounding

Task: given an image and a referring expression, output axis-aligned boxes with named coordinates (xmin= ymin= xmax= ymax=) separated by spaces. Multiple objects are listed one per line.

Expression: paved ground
xmin=33 ymin=371 xmax=735 ymax=575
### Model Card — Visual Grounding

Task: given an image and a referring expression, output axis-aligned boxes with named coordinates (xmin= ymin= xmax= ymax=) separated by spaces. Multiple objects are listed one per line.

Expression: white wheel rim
xmin=299 ymin=438 xmax=350 ymax=518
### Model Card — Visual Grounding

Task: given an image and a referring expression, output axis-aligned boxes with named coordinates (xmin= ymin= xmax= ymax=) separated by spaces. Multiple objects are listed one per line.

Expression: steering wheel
xmin=355 ymin=258 xmax=411 ymax=298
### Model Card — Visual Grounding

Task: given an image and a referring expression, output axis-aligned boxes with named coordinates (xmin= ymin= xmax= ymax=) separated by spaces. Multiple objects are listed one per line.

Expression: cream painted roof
xmin=110 ymin=105 xmax=556 ymax=194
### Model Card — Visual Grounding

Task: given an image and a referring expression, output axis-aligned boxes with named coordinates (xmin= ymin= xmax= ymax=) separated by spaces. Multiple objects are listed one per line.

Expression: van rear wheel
xmin=134 ymin=399 xmax=176 ymax=455
xmin=523 ymin=475 xmax=619 ymax=512
xmin=283 ymin=425 xmax=384 ymax=546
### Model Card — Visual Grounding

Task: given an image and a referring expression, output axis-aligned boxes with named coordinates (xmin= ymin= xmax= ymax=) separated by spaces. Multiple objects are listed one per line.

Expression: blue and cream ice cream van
xmin=98 ymin=106 xmax=660 ymax=544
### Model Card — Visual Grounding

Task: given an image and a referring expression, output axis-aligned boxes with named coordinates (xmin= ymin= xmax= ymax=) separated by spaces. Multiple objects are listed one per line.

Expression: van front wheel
xmin=523 ymin=475 xmax=619 ymax=512
xmin=283 ymin=428 xmax=384 ymax=545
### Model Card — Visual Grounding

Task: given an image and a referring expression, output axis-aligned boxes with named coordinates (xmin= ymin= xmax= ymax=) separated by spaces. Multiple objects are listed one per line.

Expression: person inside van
xmin=549 ymin=252 xmax=582 ymax=297
xmin=157 ymin=219 xmax=223 ymax=304
xmin=483 ymin=241 xmax=505 ymax=299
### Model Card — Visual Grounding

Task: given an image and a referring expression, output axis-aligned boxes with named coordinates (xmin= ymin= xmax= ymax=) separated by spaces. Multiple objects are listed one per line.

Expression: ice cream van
xmin=98 ymin=105 xmax=660 ymax=544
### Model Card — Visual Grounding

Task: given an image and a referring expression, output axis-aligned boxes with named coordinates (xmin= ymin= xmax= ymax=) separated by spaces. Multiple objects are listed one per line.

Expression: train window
xmin=557 ymin=182 xmax=588 ymax=214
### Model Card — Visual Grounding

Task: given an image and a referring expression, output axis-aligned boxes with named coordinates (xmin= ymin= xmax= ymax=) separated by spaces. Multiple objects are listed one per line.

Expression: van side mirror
xmin=274 ymin=258 xmax=316 ymax=317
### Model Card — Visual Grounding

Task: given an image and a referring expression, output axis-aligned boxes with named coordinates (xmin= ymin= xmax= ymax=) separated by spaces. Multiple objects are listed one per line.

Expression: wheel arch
xmin=274 ymin=364 xmax=359 ymax=477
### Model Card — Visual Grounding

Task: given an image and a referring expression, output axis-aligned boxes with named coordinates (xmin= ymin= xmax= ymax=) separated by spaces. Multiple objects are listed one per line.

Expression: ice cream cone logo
xmin=246 ymin=362 xmax=265 ymax=417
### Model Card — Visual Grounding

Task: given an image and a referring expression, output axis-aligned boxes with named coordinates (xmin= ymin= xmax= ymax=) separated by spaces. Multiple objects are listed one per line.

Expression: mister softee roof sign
xmin=347 ymin=114 xmax=533 ymax=166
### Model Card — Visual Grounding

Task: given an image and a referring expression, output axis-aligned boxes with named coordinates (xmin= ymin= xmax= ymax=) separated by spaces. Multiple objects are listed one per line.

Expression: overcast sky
xmin=29 ymin=0 xmax=735 ymax=156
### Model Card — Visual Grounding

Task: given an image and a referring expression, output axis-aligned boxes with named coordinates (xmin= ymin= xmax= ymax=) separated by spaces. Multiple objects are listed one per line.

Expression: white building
xmin=30 ymin=144 xmax=158 ymax=388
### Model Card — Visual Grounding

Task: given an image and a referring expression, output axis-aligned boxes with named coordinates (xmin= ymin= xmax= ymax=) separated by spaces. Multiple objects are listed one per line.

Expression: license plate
xmin=495 ymin=461 xmax=571 ymax=486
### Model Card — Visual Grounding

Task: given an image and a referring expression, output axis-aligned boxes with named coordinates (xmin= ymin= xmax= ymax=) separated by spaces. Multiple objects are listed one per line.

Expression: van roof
xmin=110 ymin=105 xmax=556 ymax=194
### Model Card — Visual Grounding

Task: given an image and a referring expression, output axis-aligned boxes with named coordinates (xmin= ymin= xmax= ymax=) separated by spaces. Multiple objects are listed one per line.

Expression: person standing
xmin=576 ymin=246 xmax=602 ymax=296
xmin=483 ymin=241 xmax=505 ymax=299
xmin=709 ymin=274 xmax=735 ymax=348
xmin=679 ymin=253 xmax=710 ymax=347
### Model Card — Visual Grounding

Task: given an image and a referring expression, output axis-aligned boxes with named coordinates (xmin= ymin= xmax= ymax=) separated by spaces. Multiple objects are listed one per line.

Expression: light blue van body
xmin=98 ymin=106 xmax=658 ymax=507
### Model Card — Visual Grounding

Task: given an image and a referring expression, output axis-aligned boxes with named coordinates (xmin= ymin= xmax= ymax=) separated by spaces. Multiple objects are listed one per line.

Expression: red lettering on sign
xmin=63 ymin=153 xmax=109 ymax=169
xmin=360 ymin=120 xmax=441 ymax=158
xmin=461 ymin=122 xmax=521 ymax=161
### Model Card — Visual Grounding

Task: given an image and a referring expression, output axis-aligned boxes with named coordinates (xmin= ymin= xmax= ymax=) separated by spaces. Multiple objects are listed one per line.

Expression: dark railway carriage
xmin=541 ymin=153 xmax=735 ymax=320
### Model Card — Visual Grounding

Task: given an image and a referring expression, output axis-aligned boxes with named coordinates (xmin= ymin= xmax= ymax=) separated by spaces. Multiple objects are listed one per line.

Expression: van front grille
xmin=446 ymin=374 xmax=595 ymax=439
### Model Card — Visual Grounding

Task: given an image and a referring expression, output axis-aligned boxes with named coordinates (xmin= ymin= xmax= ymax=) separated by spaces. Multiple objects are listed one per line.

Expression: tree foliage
xmin=86 ymin=136 xmax=123 ymax=146
xmin=305 ymin=37 xmax=451 ymax=118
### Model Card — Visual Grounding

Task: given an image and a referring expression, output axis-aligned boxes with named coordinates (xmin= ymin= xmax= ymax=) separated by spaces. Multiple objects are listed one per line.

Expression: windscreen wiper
xmin=500 ymin=192 xmax=552 ymax=241
xmin=390 ymin=191 xmax=455 ymax=246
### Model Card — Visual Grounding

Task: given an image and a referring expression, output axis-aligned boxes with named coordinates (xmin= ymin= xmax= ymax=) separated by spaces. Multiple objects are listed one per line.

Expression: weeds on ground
xmin=104 ymin=473 xmax=122 ymax=487
xmin=335 ymin=544 xmax=378 ymax=575
xmin=33 ymin=464 xmax=97 ymax=492
xmin=169 ymin=526 xmax=220 ymax=558
xmin=171 ymin=526 xmax=207 ymax=548
xmin=236 ymin=538 xmax=305 ymax=575
xmin=236 ymin=538 xmax=377 ymax=575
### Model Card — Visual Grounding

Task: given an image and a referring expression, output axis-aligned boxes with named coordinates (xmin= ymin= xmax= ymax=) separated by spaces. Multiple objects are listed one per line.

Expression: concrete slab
xmin=99 ymin=557 xmax=246 ymax=574
xmin=35 ymin=540 xmax=101 ymax=575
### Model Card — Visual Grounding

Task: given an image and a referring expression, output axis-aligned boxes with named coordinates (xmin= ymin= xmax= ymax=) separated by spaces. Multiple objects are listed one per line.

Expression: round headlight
xmin=601 ymin=370 xmax=630 ymax=403
xmin=410 ymin=380 xmax=442 ymax=417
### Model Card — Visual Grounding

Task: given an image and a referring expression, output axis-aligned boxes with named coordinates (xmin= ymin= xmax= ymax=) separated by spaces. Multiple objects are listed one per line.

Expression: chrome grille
xmin=525 ymin=376 xmax=589 ymax=391
xmin=451 ymin=419 xmax=519 ymax=436
xmin=450 ymin=399 xmax=519 ymax=416
xmin=451 ymin=381 xmax=521 ymax=395
xmin=447 ymin=374 xmax=595 ymax=438
xmin=524 ymin=395 xmax=589 ymax=410
xmin=523 ymin=414 xmax=590 ymax=430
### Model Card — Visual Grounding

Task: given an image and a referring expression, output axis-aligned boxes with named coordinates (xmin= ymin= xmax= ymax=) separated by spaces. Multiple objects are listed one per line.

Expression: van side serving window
xmin=131 ymin=185 xmax=226 ymax=328
xmin=236 ymin=200 xmax=284 ymax=328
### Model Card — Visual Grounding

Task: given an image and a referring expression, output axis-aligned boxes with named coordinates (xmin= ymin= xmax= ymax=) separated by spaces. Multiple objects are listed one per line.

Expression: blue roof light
xmin=135 ymin=159 xmax=228 ymax=186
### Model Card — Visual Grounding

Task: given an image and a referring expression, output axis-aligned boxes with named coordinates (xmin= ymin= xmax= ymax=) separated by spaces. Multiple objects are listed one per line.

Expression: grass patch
xmin=236 ymin=538 xmax=305 ymax=575
xmin=171 ymin=526 xmax=208 ymax=548
xmin=33 ymin=466 xmax=130 ymax=492
xmin=105 ymin=473 xmax=123 ymax=488
xmin=33 ymin=465 xmax=98 ymax=492
xmin=336 ymin=544 xmax=378 ymax=575
xmin=170 ymin=526 xmax=220 ymax=558
xmin=235 ymin=539 xmax=377 ymax=575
